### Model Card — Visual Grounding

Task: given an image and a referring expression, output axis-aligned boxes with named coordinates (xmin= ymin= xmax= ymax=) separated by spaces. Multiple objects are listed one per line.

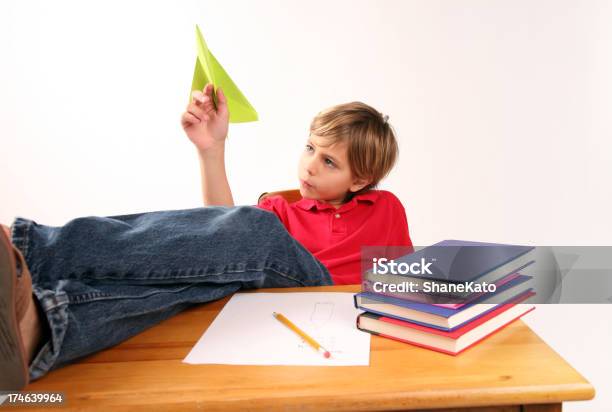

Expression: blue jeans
xmin=10 ymin=206 xmax=332 ymax=380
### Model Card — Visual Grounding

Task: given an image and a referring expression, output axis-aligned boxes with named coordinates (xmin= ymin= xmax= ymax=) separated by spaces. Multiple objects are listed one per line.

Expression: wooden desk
xmin=25 ymin=285 xmax=594 ymax=411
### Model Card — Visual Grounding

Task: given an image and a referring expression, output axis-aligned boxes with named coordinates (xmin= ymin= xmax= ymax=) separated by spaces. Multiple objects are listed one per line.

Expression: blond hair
xmin=309 ymin=101 xmax=398 ymax=196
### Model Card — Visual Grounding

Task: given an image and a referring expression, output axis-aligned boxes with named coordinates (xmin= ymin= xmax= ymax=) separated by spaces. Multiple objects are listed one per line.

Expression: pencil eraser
xmin=324 ymin=351 xmax=331 ymax=358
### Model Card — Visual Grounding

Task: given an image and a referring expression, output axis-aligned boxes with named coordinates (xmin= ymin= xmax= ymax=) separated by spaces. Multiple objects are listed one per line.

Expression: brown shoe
xmin=0 ymin=228 xmax=32 ymax=390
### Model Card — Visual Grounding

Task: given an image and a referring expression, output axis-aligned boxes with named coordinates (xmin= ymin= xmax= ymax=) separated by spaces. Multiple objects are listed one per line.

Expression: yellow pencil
xmin=273 ymin=312 xmax=331 ymax=358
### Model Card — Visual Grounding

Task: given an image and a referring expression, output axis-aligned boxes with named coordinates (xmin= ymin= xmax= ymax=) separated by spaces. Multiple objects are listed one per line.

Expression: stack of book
xmin=355 ymin=240 xmax=537 ymax=355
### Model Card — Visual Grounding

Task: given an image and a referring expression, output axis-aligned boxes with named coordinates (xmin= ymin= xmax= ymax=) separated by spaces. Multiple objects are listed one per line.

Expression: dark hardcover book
xmin=363 ymin=240 xmax=535 ymax=299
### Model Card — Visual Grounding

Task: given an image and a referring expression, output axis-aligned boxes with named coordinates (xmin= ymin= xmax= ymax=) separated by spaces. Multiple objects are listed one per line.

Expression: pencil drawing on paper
xmin=310 ymin=301 xmax=335 ymax=324
xmin=294 ymin=301 xmax=340 ymax=354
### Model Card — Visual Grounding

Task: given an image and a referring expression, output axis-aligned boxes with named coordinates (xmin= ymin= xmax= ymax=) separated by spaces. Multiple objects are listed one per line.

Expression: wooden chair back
xmin=258 ymin=189 xmax=302 ymax=204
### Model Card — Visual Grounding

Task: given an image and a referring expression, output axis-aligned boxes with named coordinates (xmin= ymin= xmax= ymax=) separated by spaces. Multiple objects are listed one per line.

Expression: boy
xmin=0 ymin=84 xmax=412 ymax=390
xmin=184 ymin=84 xmax=413 ymax=284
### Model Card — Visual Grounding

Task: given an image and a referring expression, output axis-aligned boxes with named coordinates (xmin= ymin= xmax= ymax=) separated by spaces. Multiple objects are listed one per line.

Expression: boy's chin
xmin=299 ymin=193 xmax=324 ymax=202
xmin=298 ymin=187 xmax=314 ymax=199
xmin=299 ymin=186 xmax=345 ymax=203
xmin=299 ymin=188 xmax=324 ymax=201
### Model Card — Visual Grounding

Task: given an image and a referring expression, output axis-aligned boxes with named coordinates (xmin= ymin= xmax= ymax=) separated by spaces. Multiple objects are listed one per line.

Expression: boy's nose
xmin=305 ymin=158 xmax=316 ymax=176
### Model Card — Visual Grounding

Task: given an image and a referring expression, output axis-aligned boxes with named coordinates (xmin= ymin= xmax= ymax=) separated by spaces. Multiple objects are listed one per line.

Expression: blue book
xmin=364 ymin=240 xmax=535 ymax=295
xmin=355 ymin=274 xmax=533 ymax=331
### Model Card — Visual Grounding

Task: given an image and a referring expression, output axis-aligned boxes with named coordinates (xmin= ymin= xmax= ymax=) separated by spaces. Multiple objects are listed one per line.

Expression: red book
xmin=357 ymin=292 xmax=535 ymax=355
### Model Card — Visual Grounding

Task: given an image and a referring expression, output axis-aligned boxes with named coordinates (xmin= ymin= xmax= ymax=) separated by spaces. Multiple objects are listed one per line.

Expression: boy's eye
xmin=305 ymin=144 xmax=314 ymax=152
xmin=324 ymin=158 xmax=335 ymax=168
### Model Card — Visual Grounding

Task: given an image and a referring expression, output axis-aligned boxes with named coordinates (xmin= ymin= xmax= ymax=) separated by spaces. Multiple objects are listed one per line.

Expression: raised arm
xmin=181 ymin=83 xmax=234 ymax=206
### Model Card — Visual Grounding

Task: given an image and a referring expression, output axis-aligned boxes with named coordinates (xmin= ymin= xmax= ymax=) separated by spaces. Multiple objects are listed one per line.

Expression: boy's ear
xmin=349 ymin=177 xmax=372 ymax=193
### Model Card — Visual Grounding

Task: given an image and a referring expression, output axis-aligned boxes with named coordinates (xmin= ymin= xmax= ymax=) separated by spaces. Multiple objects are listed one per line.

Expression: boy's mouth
xmin=300 ymin=179 xmax=314 ymax=189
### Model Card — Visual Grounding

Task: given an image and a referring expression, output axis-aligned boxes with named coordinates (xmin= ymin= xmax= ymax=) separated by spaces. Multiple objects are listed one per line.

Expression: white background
xmin=0 ymin=1 xmax=610 ymax=410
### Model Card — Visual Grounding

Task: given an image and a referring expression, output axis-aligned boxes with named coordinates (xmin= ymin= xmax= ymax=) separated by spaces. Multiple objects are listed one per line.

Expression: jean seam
xmin=76 ymin=264 xmax=313 ymax=286
xmin=10 ymin=217 xmax=32 ymax=264
xmin=266 ymin=267 xmax=309 ymax=286
xmin=68 ymin=284 xmax=198 ymax=304
xmin=66 ymin=268 xmax=310 ymax=305
xmin=29 ymin=286 xmax=69 ymax=380
xmin=90 ymin=268 xmax=308 ymax=285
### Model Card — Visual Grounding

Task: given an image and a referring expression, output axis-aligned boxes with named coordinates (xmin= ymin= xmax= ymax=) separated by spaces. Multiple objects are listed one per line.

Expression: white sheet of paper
xmin=183 ymin=292 xmax=370 ymax=366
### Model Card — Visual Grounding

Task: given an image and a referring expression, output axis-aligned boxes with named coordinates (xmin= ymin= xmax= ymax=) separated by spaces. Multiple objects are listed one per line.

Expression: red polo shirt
xmin=257 ymin=190 xmax=412 ymax=285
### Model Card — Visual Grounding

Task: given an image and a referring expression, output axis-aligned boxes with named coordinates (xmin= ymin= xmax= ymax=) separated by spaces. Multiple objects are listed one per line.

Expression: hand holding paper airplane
xmin=182 ymin=83 xmax=229 ymax=151
xmin=190 ymin=25 xmax=258 ymax=123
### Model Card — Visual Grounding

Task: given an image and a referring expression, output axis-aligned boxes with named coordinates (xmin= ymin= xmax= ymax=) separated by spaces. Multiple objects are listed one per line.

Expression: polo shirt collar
xmin=295 ymin=190 xmax=380 ymax=212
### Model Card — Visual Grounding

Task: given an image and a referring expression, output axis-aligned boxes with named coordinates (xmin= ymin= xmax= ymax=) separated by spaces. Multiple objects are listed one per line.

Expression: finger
xmin=195 ymin=89 xmax=216 ymax=114
xmin=192 ymin=90 xmax=205 ymax=103
xmin=188 ymin=103 xmax=211 ymax=122
xmin=216 ymin=86 xmax=227 ymax=105
xmin=181 ymin=112 xmax=201 ymax=126
xmin=189 ymin=109 xmax=210 ymax=122
xmin=187 ymin=102 xmax=206 ymax=120
xmin=186 ymin=102 xmax=201 ymax=118
xmin=193 ymin=93 xmax=211 ymax=109
xmin=204 ymin=83 xmax=214 ymax=98
xmin=196 ymin=98 xmax=216 ymax=117
xmin=193 ymin=93 xmax=212 ymax=113
xmin=216 ymin=86 xmax=228 ymax=116
xmin=205 ymin=83 xmax=218 ymax=108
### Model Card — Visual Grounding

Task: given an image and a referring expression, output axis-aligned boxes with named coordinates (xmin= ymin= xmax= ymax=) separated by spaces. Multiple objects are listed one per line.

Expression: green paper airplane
xmin=190 ymin=25 xmax=258 ymax=123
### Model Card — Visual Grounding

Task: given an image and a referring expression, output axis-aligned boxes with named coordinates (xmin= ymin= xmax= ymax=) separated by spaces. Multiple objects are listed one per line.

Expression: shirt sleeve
xmin=255 ymin=195 xmax=289 ymax=227
xmin=382 ymin=191 xmax=413 ymax=248
xmin=398 ymin=206 xmax=413 ymax=247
